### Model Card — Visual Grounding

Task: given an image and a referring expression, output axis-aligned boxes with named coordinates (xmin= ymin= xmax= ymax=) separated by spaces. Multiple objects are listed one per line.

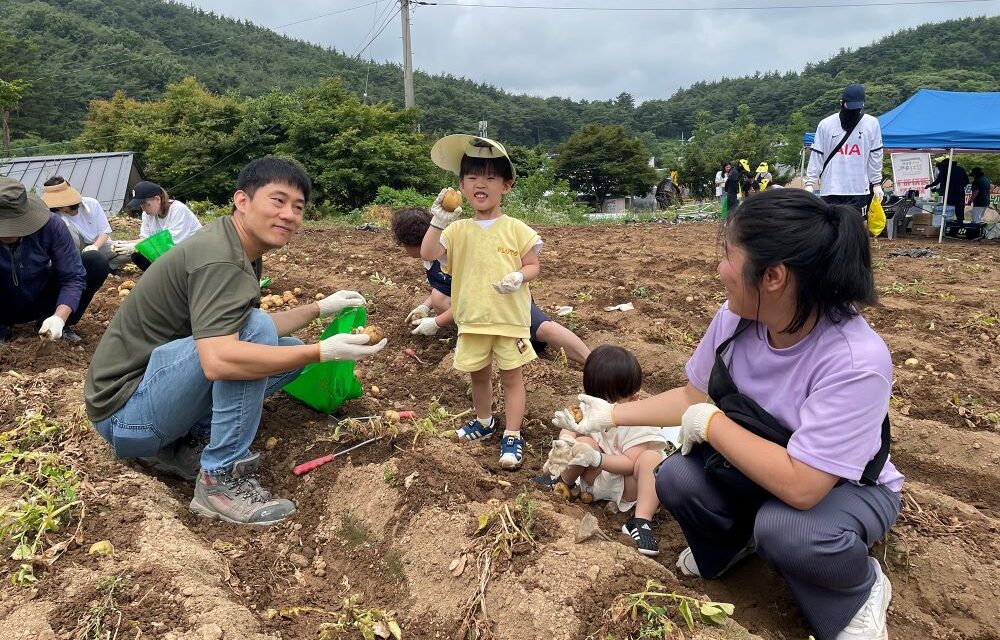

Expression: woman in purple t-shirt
xmin=555 ymin=189 xmax=902 ymax=640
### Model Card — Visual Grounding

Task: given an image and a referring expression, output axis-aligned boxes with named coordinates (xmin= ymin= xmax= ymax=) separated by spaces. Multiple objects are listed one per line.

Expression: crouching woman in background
xmin=560 ymin=189 xmax=903 ymax=640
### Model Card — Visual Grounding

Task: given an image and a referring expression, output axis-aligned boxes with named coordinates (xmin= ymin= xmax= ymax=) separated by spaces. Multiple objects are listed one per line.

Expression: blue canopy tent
xmin=878 ymin=89 xmax=1000 ymax=152
xmin=878 ymin=90 xmax=1000 ymax=242
xmin=802 ymin=90 xmax=1000 ymax=241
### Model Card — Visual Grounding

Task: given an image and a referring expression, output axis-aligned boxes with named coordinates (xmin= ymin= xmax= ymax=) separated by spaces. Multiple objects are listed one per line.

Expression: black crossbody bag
xmin=700 ymin=319 xmax=891 ymax=505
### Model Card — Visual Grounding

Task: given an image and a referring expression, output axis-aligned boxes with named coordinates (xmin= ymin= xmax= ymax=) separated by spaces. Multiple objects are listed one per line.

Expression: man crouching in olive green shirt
xmin=85 ymin=157 xmax=387 ymax=526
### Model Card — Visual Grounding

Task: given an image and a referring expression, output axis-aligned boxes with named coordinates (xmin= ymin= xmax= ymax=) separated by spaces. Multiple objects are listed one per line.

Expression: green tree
xmin=279 ymin=80 xmax=439 ymax=212
xmin=554 ymin=125 xmax=657 ymax=209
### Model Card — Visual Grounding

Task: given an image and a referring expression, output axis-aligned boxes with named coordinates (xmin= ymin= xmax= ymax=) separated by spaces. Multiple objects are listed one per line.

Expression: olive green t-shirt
xmin=85 ymin=217 xmax=262 ymax=422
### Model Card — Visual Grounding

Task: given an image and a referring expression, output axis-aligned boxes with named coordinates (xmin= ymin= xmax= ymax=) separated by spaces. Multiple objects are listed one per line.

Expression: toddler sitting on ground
xmin=544 ymin=345 xmax=668 ymax=556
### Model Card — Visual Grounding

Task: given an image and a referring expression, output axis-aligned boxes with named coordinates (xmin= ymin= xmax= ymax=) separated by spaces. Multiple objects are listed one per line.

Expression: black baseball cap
xmin=126 ymin=180 xmax=162 ymax=210
xmin=841 ymin=84 xmax=865 ymax=109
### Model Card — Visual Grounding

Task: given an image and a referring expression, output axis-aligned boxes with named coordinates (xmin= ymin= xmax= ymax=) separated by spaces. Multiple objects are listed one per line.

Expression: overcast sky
xmin=185 ymin=0 xmax=998 ymax=102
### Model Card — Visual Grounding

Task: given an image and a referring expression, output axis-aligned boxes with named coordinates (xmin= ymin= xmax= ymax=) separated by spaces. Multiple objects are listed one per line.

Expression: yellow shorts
xmin=454 ymin=333 xmax=536 ymax=372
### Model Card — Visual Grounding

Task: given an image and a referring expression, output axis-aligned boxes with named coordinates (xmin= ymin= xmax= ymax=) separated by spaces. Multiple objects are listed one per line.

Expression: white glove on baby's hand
xmin=38 ymin=315 xmax=65 ymax=341
xmin=542 ymin=439 xmax=575 ymax=477
xmin=410 ymin=316 xmax=440 ymax=336
xmin=430 ymin=188 xmax=462 ymax=230
xmin=405 ymin=303 xmax=431 ymax=324
xmin=567 ymin=443 xmax=602 ymax=468
xmin=317 ymin=290 xmax=366 ymax=318
xmin=680 ymin=403 xmax=723 ymax=455
xmin=319 ymin=333 xmax=387 ymax=362
xmin=492 ymin=271 xmax=524 ymax=295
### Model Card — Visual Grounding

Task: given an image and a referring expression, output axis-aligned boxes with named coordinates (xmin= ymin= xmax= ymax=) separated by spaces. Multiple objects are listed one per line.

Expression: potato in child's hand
xmin=441 ymin=188 xmax=463 ymax=213
xmin=352 ymin=325 xmax=385 ymax=344
xmin=570 ymin=407 xmax=584 ymax=423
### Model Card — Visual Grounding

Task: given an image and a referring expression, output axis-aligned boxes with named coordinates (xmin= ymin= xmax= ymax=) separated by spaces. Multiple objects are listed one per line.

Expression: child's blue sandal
xmin=457 ymin=417 xmax=496 ymax=441
xmin=498 ymin=434 xmax=524 ymax=470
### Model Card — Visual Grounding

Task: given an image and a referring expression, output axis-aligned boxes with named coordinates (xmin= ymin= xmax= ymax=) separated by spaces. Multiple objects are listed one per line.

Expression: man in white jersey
xmin=805 ymin=84 xmax=884 ymax=216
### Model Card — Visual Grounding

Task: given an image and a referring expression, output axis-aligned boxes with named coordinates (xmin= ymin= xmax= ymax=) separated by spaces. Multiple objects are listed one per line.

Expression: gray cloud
xmin=187 ymin=0 xmax=995 ymax=101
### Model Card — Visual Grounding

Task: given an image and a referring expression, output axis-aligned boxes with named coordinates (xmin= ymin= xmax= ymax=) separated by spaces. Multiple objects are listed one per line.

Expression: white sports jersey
xmin=805 ymin=113 xmax=883 ymax=196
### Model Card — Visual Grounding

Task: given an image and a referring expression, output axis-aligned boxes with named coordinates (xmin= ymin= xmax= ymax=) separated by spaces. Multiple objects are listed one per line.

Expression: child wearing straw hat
xmin=420 ymin=134 xmax=540 ymax=470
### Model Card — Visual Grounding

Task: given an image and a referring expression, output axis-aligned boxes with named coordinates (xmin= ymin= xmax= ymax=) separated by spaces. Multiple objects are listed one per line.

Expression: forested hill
xmin=4 ymin=0 xmax=999 ymax=148
xmin=636 ymin=16 xmax=1000 ymax=138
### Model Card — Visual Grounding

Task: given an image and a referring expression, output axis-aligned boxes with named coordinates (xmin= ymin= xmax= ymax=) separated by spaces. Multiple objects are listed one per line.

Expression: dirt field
xmin=2 ymin=218 xmax=998 ymax=640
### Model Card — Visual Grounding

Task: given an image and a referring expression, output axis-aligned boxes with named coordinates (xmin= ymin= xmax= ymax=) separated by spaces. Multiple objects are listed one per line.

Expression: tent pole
xmin=799 ymin=148 xmax=806 ymax=178
xmin=937 ymin=148 xmax=954 ymax=244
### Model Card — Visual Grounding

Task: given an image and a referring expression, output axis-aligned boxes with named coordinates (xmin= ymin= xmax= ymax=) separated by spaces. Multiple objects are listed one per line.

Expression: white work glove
xmin=680 ymin=403 xmax=723 ymax=455
xmin=38 ymin=315 xmax=65 ymax=341
xmin=552 ymin=394 xmax=616 ymax=435
xmin=317 ymin=290 xmax=366 ymax=318
xmin=872 ymin=185 xmax=885 ymax=202
xmin=410 ymin=316 xmax=440 ymax=336
xmin=111 ymin=240 xmax=137 ymax=256
xmin=567 ymin=443 xmax=602 ymax=468
xmin=319 ymin=333 xmax=387 ymax=362
xmin=492 ymin=271 xmax=524 ymax=295
xmin=804 ymin=185 xmax=814 ymax=194
xmin=82 ymin=244 xmax=99 ymax=253
xmin=430 ymin=188 xmax=462 ymax=230
xmin=405 ymin=303 xmax=431 ymax=324
xmin=542 ymin=438 xmax=575 ymax=477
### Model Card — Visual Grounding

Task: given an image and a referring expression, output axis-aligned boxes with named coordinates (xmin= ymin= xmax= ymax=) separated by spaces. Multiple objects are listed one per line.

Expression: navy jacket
xmin=1 ymin=214 xmax=87 ymax=312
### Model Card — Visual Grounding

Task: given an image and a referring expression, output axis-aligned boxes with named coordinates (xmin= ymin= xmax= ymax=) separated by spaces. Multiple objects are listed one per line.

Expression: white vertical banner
xmin=890 ymin=152 xmax=933 ymax=197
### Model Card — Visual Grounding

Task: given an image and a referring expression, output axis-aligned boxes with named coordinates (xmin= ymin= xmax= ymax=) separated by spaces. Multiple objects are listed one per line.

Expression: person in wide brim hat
xmin=0 ymin=176 xmax=52 ymax=238
xmin=0 ymin=177 xmax=111 ymax=344
xmin=40 ymin=180 xmax=83 ymax=210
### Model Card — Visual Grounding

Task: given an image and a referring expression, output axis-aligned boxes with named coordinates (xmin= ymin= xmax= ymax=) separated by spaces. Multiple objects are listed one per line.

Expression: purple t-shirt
xmin=686 ymin=302 xmax=904 ymax=493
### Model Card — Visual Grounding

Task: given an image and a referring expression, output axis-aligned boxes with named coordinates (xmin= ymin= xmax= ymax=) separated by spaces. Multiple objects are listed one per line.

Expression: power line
xmin=166 ymin=123 xmax=280 ymax=197
xmin=353 ymin=4 xmax=404 ymax=59
xmin=8 ymin=115 xmax=250 ymax=155
xmin=415 ymin=0 xmax=997 ymax=11
xmin=28 ymin=0 xmax=384 ymax=83
xmin=354 ymin=0 xmax=400 ymax=57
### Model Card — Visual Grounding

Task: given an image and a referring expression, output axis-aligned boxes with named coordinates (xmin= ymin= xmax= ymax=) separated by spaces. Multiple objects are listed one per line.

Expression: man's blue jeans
xmin=93 ymin=310 xmax=304 ymax=475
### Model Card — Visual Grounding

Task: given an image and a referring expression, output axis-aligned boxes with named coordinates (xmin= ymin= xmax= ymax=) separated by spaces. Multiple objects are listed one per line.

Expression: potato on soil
xmin=441 ymin=188 xmax=463 ymax=212
xmin=352 ymin=325 xmax=385 ymax=344
xmin=120 ymin=280 xmax=136 ymax=290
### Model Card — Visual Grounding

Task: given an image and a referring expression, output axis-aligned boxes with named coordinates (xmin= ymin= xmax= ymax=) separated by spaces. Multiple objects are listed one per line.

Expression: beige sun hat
xmin=40 ymin=179 xmax=83 ymax=209
xmin=431 ymin=134 xmax=516 ymax=180
xmin=0 ymin=177 xmax=52 ymax=237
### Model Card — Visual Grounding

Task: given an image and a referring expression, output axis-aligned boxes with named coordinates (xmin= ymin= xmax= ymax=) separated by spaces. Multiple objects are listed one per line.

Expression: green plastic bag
xmin=720 ymin=195 xmax=729 ymax=220
xmin=282 ymin=307 xmax=366 ymax=413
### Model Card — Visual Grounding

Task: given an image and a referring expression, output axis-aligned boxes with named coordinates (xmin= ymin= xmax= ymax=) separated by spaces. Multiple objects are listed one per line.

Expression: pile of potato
xmin=116 ymin=279 xmax=136 ymax=298
xmin=260 ymin=288 xmax=302 ymax=311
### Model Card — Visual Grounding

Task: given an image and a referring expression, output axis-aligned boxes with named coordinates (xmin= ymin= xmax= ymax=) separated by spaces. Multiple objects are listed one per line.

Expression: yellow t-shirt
xmin=441 ymin=215 xmax=540 ymax=338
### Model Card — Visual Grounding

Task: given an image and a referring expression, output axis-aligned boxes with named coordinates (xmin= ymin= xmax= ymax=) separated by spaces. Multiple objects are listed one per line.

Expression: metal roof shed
xmin=0 ymin=151 xmax=143 ymax=215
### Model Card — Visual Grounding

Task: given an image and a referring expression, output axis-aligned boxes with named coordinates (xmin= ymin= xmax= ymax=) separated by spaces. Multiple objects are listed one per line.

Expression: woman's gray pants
xmin=656 ymin=451 xmax=901 ymax=640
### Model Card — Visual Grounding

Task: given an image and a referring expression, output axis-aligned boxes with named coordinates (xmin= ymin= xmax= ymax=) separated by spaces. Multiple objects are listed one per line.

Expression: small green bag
xmin=282 ymin=307 xmax=366 ymax=413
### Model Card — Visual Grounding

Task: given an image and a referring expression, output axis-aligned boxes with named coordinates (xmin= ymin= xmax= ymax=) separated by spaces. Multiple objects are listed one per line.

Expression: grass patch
xmin=75 ymin=573 xmax=136 ymax=640
xmin=338 ymin=513 xmax=372 ymax=549
xmin=318 ymin=594 xmax=401 ymax=640
xmin=591 ymin=578 xmax=735 ymax=639
xmin=0 ymin=412 xmax=85 ymax=586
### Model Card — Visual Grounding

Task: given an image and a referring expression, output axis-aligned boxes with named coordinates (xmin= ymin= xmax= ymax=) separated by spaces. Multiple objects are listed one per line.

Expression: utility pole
xmin=401 ymin=0 xmax=415 ymax=108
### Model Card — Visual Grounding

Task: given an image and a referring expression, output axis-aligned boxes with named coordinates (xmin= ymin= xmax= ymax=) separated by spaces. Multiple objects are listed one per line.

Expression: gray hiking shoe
xmin=189 ymin=453 xmax=296 ymax=526
xmin=137 ymin=435 xmax=202 ymax=481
